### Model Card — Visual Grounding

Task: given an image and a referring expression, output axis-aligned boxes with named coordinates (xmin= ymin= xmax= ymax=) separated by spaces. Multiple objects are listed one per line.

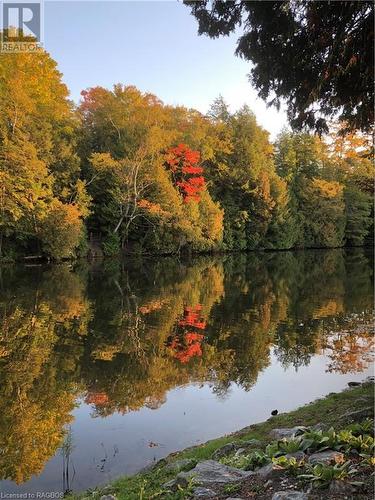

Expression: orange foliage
xmin=137 ymin=199 xmax=168 ymax=217
xmin=324 ymin=329 xmax=374 ymax=374
xmin=139 ymin=299 xmax=168 ymax=315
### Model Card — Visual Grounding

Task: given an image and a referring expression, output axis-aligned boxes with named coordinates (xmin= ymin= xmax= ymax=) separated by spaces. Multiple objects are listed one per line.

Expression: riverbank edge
xmin=1 ymin=243 xmax=373 ymax=264
xmin=72 ymin=380 xmax=374 ymax=499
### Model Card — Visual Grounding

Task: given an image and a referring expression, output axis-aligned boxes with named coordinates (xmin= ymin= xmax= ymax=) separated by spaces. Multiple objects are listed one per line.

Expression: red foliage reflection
xmin=85 ymin=391 xmax=109 ymax=406
xmin=167 ymin=304 xmax=206 ymax=363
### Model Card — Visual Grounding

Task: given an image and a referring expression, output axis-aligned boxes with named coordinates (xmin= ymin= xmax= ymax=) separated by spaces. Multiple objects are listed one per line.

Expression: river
xmin=0 ymin=249 xmax=373 ymax=494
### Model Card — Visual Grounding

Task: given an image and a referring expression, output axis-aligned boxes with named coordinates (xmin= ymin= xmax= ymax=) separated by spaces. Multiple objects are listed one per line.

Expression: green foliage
xmin=298 ymin=178 xmax=345 ymax=248
xmin=221 ymin=450 xmax=270 ymax=471
xmin=273 ymin=130 xmax=373 ymax=249
xmin=162 ymin=476 xmax=197 ymax=499
xmin=338 ymin=433 xmax=374 ymax=454
xmin=344 ymin=186 xmax=373 ymax=246
xmin=274 ymin=439 xmax=303 ymax=455
xmin=299 ymin=462 xmax=357 ymax=489
xmin=346 ymin=419 xmax=374 ymax=437
xmin=360 ymin=455 xmax=375 ymax=468
xmin=102 ymin=233 xmax=121 ymax=257
xmin=263 ymin=425 xmax=375 ymax=459
xmin=300 ymin=428 xmax=340 ymax=453
xmin=185 ymin=1 xmax=373 ymax=133
xmin=272 ymin=456 xmax=305 ymax=474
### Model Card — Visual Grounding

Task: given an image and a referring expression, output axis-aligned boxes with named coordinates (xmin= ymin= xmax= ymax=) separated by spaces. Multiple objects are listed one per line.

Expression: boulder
xmin=241 ymin=438 xmax=262 ymax=448
xmin=168 ymin=460 xmax=253 ymax=489
xmin=255 ymin=463 xmax=276 ymax=478
xmin=163 ymin=475 xmax=189 ymax=491
xmin=165 ymin=458 xmax=196 ymax=472
xmin=272 ymin=492 xmax=308 ymax=500
xmin=100 ymin=496 xmax=116 ymax=500
xmin=211 ymin=443 xmax=237 ymax=459
xmin=192 ymin=486 xmax=218 ymax=498
xmin=212 ymin=440 xmax=261 ymax=460
xmin=269 ymin=427 xmax=306 ymax=440
xmin=308 ymin=450 xmax=344 ymax=465
xmin=348 ymin=381 xmax=361 ymax=387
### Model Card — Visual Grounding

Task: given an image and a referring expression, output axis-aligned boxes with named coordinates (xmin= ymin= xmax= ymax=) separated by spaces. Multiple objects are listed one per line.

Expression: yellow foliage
xmin=312 ymin=178 xmax=343 ymax=198
xmin=39 ymin=200 xmax=83 ymax=259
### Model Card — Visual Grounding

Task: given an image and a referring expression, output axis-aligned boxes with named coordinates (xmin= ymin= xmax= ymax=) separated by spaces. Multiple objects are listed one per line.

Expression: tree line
xmin=0 ymin=50 xmax=373 ymax=260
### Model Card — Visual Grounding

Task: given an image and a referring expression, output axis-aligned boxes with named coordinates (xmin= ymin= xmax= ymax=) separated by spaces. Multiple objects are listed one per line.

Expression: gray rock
xmin=241 ymin=438 xmax=262 ymax=448
xmin=226 ymin=498 xmax=245 ymax=500
xmin=348 ymin=381 xmax=361 ymax=387
xmin=192 ymin=486 xmax=217 ymax=498
xmin=176 ymin=459 xmax=253 ymax=487
xmin=211 ymin=443 xmax=237 ymax=459
xmin=165 ymin=458 xmax=196 ymax=472
xmin=255 ymin=463 xmax=276 ymax=478
xmin=364 ymin=376 xmax=374 ymax=383
xmin=100 ymin=496 xmax=116 ymax=500
xmin=269 ymin=427 xmax=306 ymax=440
xmin=284 ymin=451 xmax=306 ymax=461
xmin=308 ymin=450 xmax=344 ymax=465
xmin=163 ymin=476 xmax=189 ymax=491
xmin=272 ymin=492 xmax=308 ymax=500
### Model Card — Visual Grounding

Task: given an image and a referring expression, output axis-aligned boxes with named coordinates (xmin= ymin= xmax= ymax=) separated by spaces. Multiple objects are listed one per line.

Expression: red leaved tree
xmin=165 ymin=143 xmax=206 ymax=202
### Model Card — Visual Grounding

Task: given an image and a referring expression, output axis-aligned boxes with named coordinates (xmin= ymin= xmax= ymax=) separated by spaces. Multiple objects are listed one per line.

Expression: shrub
xmin=102 ymin=233 xmax=121 ymax=256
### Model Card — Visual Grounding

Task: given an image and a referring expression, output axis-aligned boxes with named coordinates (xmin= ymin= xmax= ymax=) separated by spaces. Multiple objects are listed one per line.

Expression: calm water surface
xmin=0 ymin=249 xmax=373 ymax=494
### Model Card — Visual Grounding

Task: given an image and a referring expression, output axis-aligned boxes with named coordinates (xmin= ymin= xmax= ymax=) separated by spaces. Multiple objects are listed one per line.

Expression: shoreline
xmin=71 ymin=379 xmax=374 ymax=499
xmin=1 ymin=244 xmax=373 ymax=266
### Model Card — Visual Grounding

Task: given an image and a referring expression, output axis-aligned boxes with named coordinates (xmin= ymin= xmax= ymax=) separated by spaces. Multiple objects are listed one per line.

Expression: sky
xmin=44 ymin=1 xmax=287 ymax=139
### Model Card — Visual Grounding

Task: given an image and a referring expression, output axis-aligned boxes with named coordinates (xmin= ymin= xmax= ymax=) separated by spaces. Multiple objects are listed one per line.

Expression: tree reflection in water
xmin=0 ymin=249 xmax=373 ymax=484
